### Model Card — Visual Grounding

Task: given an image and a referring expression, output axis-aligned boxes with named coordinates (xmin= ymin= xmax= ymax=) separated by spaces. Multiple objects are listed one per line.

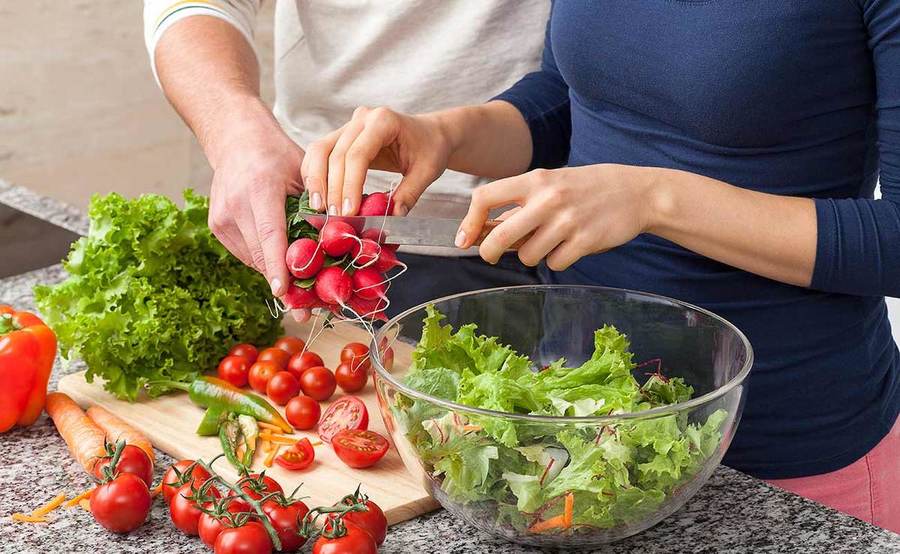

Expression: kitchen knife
xmin=300 ymin=214 xmax=528 ymax=249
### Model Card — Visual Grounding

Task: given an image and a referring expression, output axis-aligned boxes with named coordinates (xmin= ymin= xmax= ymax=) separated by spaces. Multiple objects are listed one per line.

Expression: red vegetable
xmin=161 ymin=460 xmax=211 ymax=504
xmin=214 ymin=520 xmax=273 ymax=554
xmin=273 ymin=336 xmax=306 ymax=356
xmin=339 ymin=495 xmax=387 ymax=546
xmin=248 ymin=361 xmax=280 ymax=394
xmin=360 ymin=228 xmax=386 ymax=244
xmin=350 ymin=268 xmax=386 ymax=302
xmin=228 ymin=344 xmax=259 ymax=364
xmin=331 ymin=429 xmax=389 ymax=469
xmin=90 ymin=472 xmax=152 ymax=533
xmin=92 ymin=444 xmax=154 ymax=487
xmin=373 ymin=247 xmax=401 ymax=273
xmin=299 ymin=366 xmax=336 ymax=402
xmin=283 ymin=284 xmax=319 ymax=309
xmin=319 ymin=221 xmax=357 ymax=257
xmin=285 ymin=395 xmax=320 ymax=430
xmin=169 ymin=482 xmax=220 ymax=535
xmin=313 ymin=521 xmax=377 ymax=554
xmin=238 ymin=473 xmax=283 ymax=501
xmin=335 ymin=363 xmax=368 ymax=393
xmin=218 ymin=355 xmax=251 ymax=388
xmin=266 ymin=371 xmax=300 ymax=406
xmin=274 ymin=438 xmax=316 ymax=471
xmin=286 ymin=238 xmax=325 ymax=279
xmin=359 ymin=192 xmax=395 ymax=217
xmin=286 ymin=351 xmax=324 ymax=380
xmin=258 ymin=347 xmax=291 ymax=369
xmin=339 ymin=342 xmax=370 ymax=372
xmin=314 ymin=267 xmax=353 ymax=306
xmin=349 ymin=239 xmax=381 ymax=266
xmin=262 ymin=497 xmax=309 ymax=552
xmin=318 ymin=396 xmax=368 ymax=443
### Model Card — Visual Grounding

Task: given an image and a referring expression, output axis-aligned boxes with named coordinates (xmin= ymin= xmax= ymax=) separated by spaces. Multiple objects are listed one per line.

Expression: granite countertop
xmin=1 ymin=180 xmax=898 ymax=554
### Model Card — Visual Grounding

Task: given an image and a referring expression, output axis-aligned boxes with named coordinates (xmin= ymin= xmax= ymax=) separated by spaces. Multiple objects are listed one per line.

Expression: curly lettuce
xmin=34 ymin=190 xmax=281 ymax=400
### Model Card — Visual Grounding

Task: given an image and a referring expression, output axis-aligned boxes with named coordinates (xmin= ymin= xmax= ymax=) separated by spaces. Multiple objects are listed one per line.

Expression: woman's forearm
xmin=431 ymin=100 xmax=534 ymax=179
xmin=648 ymin=168 xmax=817 ymax=287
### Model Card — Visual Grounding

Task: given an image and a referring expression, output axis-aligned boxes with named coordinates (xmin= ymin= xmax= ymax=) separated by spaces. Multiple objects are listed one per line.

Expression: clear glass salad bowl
xmin=370 ymin=285 xmax=752 ymax=548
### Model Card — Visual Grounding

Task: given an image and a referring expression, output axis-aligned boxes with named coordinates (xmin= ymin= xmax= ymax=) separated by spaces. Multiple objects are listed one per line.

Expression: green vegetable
xmin=34 ymin=191 xmax=281 ymax=400
xmin=393 ymin=306 xmax=728 ymax=533
xmin=152 ymin=376 xmax=292 ymax=434
xmin=219 ymin=413 xmax=259 ymax=471
xmin=197 ymin=407 xmax=225 ymax=436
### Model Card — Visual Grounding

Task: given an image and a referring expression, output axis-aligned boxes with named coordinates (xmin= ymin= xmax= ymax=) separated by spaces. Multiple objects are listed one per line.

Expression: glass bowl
xmin=370 ymin=285 xmax=751 ymax=548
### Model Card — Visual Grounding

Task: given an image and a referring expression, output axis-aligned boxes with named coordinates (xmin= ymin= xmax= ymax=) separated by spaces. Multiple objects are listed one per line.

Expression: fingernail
xmin=270 ymin=278 xmax=283 ymax=296
xmin=455 ymin=229 xmax=467 ymax=248
xmin=342 ymin=197 xmax=352 ymax=215
xmin=328 ymin=204 xmax=338 ymax=215
xmin=311 ymin=192 xmax=322 ymax=211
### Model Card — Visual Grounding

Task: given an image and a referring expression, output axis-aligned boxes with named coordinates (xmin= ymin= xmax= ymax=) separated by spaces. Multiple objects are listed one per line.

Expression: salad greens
xmin=393 ymin=306 xmax=727 ymax=532
xmin=34 ymin=191 xmax=281 ymax=400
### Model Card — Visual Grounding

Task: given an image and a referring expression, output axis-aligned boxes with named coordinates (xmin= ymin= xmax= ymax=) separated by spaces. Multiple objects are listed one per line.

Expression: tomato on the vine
xmin=262 ymin=498 xmax=309 ymax=552
xmin=274 ymin=438 xmax=315 ymax=471
xmin=90 ymin=472 xmax=152 ymax=533
xmin=312 ymin=522 xmax=377 ymax=554
xmin=218 ymin=355 xmax=251 ymax=388
xmin=273 ymin=336 xmax=305 ymax=356
xmin=198 ymin=512 xmax=228 ymax=548
xmin=229 ymin=343 xmax=259 ymax=364
xmin=318 ymin=396 xmax=368 ymax=443
xmin=199 ymin=496 xmax=252 ymax=547
xmin=214 ymin=520 xmax=273 ymax=554
xmin=248 ymin=361 xmax=280 ymax=394
xmin=161 ymin=460 xmax=211 ymax=503
xmin=335 ymin=362 xmax=367 ymax=393
xmin=238 ymin=473 xmax=283 ymax=501
xmin=332 ymin=429 xmax=389 ymax=469
xmin=285 ymin=395 xmax=320 ymax=430
xmin=341 ymin=498 xmax=387 ymax=545
xmin=266 ymin=370 xmax=300 ymax=406
xmin=286 ymin=351 xmax=324 ymax=380
xmin=299 ymin=366 xmax=336 ymax=401
xmin=92 ymin=444 xmax=153 ymax=486
xmin=339 ymin=342 xmax=370 ymax=372
xmin=258 ymin=347 xmax=291 ymax=369
xmin=170 ymin=482 xmax=220 ymax=535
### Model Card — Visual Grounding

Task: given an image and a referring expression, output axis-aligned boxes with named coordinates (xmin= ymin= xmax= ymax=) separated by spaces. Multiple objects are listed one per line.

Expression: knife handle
xmin=472 ymin=220 xmax=530 ymax=250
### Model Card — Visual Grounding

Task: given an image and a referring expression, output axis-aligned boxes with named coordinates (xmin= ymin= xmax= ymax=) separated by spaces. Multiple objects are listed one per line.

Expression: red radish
xmin=374 ymin=246 xmax=401 ymax=272
xmin=320 ymin=221 xmax=358 ymax=257
xmin=314 ymin=266 xmax=353 ymax=305
xmin=347 ymin=295 xmax=388 ymax=321
xmin=359 ymin=192 xmax=395 ymax=216
xmin=361 ymin=228 xmax=387 ymax=244
xmin=285 ymin=238 xmax=324 ymax=278
xmin=284 ymin=284 xmax=318 ymax=309
xmin=352 ymin=268 xmax=387 ymax=301
xmin=350 ymin=238 xmax=381 ymax=266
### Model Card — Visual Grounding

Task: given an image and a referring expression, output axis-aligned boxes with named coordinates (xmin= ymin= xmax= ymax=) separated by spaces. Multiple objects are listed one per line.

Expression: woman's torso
xmin=542 ymin=0 xmax=899 ymax=479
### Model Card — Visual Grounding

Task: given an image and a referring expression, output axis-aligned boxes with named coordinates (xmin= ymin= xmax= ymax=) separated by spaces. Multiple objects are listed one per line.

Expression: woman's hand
xmin=457 ymin=165 xmax=661 ymax=270
xmin=300 ymin=106 xmax=454 ymax=216
xmin=205 ymin=99 xmax=308 ymax=318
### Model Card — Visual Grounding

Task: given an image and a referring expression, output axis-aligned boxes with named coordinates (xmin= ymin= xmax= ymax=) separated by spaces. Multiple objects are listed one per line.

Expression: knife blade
xmin=300 ymin=215 xmax=524 ymax=249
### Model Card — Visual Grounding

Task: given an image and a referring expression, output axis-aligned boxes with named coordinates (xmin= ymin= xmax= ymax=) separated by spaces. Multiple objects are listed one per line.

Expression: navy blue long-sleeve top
xmin=496 ymin=0 xmax=900 ymax=479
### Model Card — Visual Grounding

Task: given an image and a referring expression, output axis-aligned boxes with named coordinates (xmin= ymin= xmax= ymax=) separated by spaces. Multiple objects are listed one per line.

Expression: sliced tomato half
xmin=318 ymin=395 xmax=369 ymax=443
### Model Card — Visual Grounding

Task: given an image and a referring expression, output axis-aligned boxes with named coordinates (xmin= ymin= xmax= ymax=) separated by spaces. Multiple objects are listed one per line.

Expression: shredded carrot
xmin=528 ymin=514 xmax=566 ymax=534
xmin=259 ymin=439 xmax=272 ymax=454
xmin=258 ymin=422 xmax=290 ymax=433
xmin=260 ymin=435 xmax=302 ymax=445
xmin=11 ymin=514 xmax=48 ymax=523
xmin=563 ymin=492 xmax=574 ymax=528
xmin=79 ymin=499 xmax=91 ymax=512
xmin=65 ymin=489 xmax=94 ymax=508
xmin=236 ymin=443 xmax=246 ymax=462
xmin=31 ymin=493 xmax=67 ymax=517
xmin=310 ymin=440 xmax=322 ymax=447
xmin=264 ymin=445 xmax=281 ymax=468
xmin=259 ymin=430 xmax=297 ymax=440
xmin=150 ymin=483 xmax=163 ymax=498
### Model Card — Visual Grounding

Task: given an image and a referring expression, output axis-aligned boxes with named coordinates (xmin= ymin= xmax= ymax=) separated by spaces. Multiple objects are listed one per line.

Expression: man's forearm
xmin=154 ymin=15 xmax=271 ymax=169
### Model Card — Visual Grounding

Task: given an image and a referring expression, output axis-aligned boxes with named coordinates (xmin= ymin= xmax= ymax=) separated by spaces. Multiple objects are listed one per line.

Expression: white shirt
xmin=143 ymin=0 xmax=550 ymax=255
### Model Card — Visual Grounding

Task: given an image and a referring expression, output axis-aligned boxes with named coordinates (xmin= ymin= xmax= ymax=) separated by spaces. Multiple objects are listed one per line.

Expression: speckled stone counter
xmin=1 ymin=181 xmax=899 ymax=554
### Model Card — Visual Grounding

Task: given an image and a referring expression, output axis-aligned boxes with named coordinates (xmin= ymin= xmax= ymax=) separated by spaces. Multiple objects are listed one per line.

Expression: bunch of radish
xmin=282 ymin=192 xmax=400 ymax=321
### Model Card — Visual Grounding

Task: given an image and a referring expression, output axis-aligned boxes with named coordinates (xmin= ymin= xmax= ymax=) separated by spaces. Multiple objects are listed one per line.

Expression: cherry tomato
xmin=274 ymin=438 xmax=316 ymax=471
xmin=170 ymin=482 xmax=220 ymax=535
xmin=342 ymin=499 xmax=387 ymax=546
xmin=262 ymin=499 xmax=309 ymax=552
xmin=266 ymin=371 xmax=300 ymax=406
xmin=312 ymin=522 xmax=377 ymax=554
xmin=339 ymin=342 xmax=370 ymax=372
xmin=228 ymin=343 xmax=259 ymax=364
xmin=258 ymin=347 xmax=291 ymax=369
xmin=318 ymin=396 xmax=368 ymax=443
xmin=90 ymin=473 xmax=152 ymax=533
xmin=218 ymin=355 xmax=251 ymax=388
xmin=198 ymin=512 xmax=227 ymax=548
xmin=248 ymin=361 xmax=280 ymax=394
xmin=299 ymin=366 xmax=336 ymax=401
xmin=285 ymin=395 xmax=320 ymax=430
xmin=332 ymin=429 xmax=389 ymax=469
xmin=273 ymin=336 xmax=305 ymax=356
xmin=92 ymin=444 xmax=154 ymax=486
xmin=334 ymin=362 xmax=367 ymax=393
xmin=286 ymin=351 xmax=324 ymax=380
xmin=162 ymin=460 xmax=211 ymax=504
xmin=238 ymin=473 xmax=283 ymax=501
xmin=214 ymin=521 xmax=273 ymax=554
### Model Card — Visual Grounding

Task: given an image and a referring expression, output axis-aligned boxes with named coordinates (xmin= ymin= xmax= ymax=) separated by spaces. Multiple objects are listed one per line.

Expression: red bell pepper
xmin=0 ymin=305 xmax=57 ymax=431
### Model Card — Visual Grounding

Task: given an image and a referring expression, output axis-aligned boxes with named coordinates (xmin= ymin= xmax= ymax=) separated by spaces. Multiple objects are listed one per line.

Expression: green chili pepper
xmin=219 ymin=417 xmax=244 ymax=470
xmin=219 ymin=413 xmax=260 ymax=471
xmin=150 ymin=376 xmax=292 ymax=433
xmin=197 ymin=407 xmax=225 ymax=436
xmin=237 ymin=415 xmax=259 ymax=467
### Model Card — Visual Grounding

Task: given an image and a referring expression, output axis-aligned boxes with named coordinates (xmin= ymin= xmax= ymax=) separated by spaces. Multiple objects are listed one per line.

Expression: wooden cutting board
xmin=57 ymin=318 xmax=440 ymax=525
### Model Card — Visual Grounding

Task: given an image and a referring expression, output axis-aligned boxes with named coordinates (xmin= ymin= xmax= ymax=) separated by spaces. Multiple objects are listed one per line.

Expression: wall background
xmin=0 ymin=1 xmax=898 ymax=343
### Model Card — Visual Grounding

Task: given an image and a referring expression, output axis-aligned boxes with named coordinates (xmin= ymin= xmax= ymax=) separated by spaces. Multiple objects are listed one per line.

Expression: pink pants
xmin=766 ymin=418 xmax=900 ymax=534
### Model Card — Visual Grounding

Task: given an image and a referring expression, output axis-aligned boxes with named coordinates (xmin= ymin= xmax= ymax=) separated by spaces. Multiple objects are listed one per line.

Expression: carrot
xmin=259 ymin=439 xmax=272 ymax=454
xmin=258 ymin=422 xmax=289 ymax=434
xmin=528 ymin=514 xmax=566 ymax=534
xmin=11 ymin=514 xmax=48 ymax=523
xmin=65 ymin=489 xmax=94 ymax=508
xmin=86 ymin=405 xmax=155 ymax=464
xmin=79 ymin=499 xmax=91 ymax=512
xmin=259 ymin=432 xmax=303 ymax=445
xmin=150 ymin=483 xmax=163 ymax=498
xmin=264 ymin=445 xmax=281 ymax=468
xmin=45 ymin=392 xmax=107 ymax=474
xmin=563 ymin=492 xmax=574 ymax=528
xmin=31 ymin=493 xmax=67 ymax=517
